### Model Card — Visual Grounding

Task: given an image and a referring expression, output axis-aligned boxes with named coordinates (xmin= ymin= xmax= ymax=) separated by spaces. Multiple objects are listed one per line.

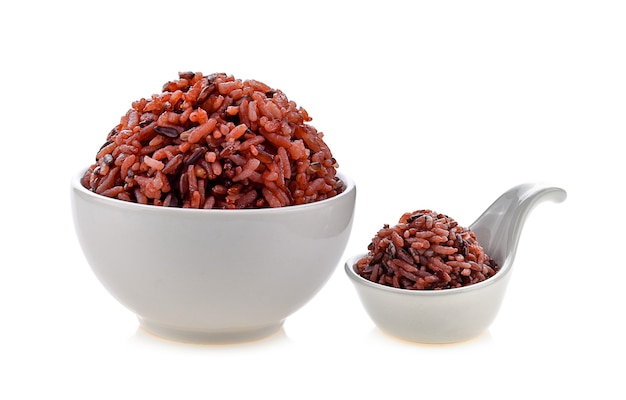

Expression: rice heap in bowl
xmin=82 ymin=71 xmax=343 ymax=208
xmin=354 ymin=210 xmax=499 ymax=290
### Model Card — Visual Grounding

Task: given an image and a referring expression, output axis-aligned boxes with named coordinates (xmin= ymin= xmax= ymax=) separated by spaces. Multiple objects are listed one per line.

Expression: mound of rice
xmin=354 ymin=210 xmax=499 ymax=290
xmin=81 ymin=71 xmax=343 ymax=209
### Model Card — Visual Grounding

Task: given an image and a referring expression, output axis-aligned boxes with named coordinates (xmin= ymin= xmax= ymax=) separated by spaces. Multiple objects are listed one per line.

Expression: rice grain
xmin=355 ymin=210 xmax=499 ymax=290
xmin=82 ymin=72 xmax=343 ymax=208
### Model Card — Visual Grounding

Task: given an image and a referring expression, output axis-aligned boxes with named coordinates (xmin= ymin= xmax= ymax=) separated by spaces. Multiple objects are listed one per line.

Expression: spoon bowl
xmin=345 ymin=183 xmax=567 ymax=344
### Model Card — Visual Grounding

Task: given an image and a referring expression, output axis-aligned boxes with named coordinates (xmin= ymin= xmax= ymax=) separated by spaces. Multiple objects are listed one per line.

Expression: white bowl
xmin=344 ymin=253 xmax=511 ymax=344
xmin=71 ymin=169 xmax=356 ymax=343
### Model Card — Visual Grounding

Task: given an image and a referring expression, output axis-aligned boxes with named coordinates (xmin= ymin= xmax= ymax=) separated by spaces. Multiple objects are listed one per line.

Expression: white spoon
xmin=345 ymin=183 xmax=567 ymax=343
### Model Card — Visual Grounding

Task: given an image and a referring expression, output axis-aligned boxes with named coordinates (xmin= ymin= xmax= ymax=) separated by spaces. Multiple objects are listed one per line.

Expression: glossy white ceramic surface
xmin=345 ymin=183 xmax=566 ymax=344
xmin=345 ymin=253 xmax=512 ymax=343
xmin=71 ymin=169 xmax=356 ymax=343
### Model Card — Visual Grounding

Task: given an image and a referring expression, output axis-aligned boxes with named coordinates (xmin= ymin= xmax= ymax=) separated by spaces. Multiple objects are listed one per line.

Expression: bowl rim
xmin=344 ymin=252 xmax=511 ymax=297
xmin=72 ymin=167 xmax=355 ymax=215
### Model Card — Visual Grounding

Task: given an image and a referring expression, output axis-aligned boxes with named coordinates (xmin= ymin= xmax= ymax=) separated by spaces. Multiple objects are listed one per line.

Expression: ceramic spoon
xmin=345 ymin=182 xmax=567 ymax=343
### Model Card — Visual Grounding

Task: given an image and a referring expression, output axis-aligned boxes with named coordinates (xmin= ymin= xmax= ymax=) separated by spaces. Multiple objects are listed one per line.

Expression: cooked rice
xmin=355 ymin=210 xmax=499 ymax=290
xmin=82 ymin=72 xmax=343 ymax=208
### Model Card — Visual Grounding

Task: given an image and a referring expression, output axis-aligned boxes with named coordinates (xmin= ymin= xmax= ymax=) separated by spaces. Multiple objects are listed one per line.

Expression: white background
xmin=1 ymin=0 xmax=624 ymax=398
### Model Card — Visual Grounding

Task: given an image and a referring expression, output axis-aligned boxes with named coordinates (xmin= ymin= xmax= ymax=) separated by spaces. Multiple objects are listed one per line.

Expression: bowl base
xmin=138 ymin=317 xmax=285 ymax=344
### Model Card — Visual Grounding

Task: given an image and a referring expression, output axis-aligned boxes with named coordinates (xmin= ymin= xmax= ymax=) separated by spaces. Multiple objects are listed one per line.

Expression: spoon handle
xmin=470 ymin=183 xmax=567 ymax=266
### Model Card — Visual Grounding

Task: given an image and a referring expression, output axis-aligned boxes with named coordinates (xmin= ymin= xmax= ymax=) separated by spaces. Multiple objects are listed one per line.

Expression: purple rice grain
xmin=82 ymin=72 xmax=343 ymax=208
xmin=355 ymin=210 xmax=500 ymax=290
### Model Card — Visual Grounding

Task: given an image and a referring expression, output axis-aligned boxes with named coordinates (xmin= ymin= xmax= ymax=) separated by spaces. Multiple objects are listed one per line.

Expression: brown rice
xmin=355 ymin=210 xmax=499 ymax=290
xmin=82 ymin=72 xmax=343 ymax=209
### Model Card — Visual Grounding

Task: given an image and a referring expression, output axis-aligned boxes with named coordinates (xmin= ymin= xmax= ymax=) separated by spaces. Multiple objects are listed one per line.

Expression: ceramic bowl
xmin=71 ymin=168 xmax=356 ymax=343
xmin=344 ymin=252 xmax=511 ymax=344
